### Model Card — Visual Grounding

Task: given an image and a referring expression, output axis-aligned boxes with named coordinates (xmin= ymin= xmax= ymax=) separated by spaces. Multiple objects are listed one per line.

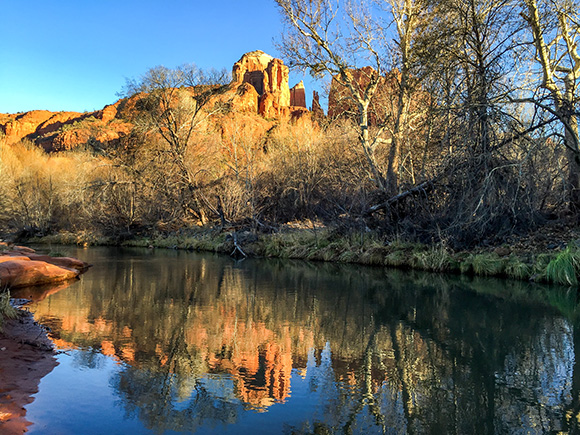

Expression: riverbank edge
xmin=0 ymin=299 xmax=57 ymax=433
xmin=24 ymin=226 xmax=580 ymax=287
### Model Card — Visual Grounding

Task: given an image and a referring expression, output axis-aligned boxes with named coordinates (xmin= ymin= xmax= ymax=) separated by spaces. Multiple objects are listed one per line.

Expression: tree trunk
xmin=565 ymin=115 xmax=580 ymax=212
xmin=360 ymin=104 xmax=387 ymax=191
xmin=387 ymin=73 xmax=406 ymax=195
xmin=562 ymin=76 xmax=580 ymax=212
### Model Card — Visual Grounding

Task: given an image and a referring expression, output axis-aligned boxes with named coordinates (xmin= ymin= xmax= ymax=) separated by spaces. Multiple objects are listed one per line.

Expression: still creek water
xmin=11 ymin=246 xmax=580 ymax=434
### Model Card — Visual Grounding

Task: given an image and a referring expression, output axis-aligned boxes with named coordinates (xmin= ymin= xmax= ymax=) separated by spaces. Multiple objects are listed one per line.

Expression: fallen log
xmin=365 ymin=179 xmax=436 ymax=216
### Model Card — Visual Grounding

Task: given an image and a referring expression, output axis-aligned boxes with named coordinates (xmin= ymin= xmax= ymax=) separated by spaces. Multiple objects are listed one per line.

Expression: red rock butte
xmin=0 ymin=51 xmax=318 ymax=152
xmin=231 ymin=50 xmax=309 ymax=119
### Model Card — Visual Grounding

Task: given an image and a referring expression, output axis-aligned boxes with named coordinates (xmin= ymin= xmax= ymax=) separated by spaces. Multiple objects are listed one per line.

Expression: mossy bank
xmin=26 ymin=225 xmax=580 ymax=287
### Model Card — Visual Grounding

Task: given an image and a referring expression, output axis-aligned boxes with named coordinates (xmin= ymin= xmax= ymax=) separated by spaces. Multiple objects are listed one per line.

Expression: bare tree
xmin=276 ymin=0 xmax=398 ymax=194
xmin=380 ymin=0 xmax=427 ymax=190
xmin=122 ymin=65 xmax=230 ymax=224
xmin=521 ymin=0 xmax=580 ymax=210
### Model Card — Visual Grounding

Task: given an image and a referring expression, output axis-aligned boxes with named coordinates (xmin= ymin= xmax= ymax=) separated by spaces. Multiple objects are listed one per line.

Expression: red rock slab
xmin=0 ymin=313 xmax=58 ymax=434
xmin=0 ymin=257 xmax=31 ymax=263
xmin=0 ymin=260 xmax=79 ymax=289
xmin=26 ymin=254 xmax=90 ymax=272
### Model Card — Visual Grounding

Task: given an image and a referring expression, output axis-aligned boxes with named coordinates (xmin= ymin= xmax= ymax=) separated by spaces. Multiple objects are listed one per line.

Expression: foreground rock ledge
xmin=0 ymin=244 xmax=90 ymax=289
xmin=0 ymin=242 xmax=90 ymax=433
xmin=0 ymin=305 xmax=58 ymax=433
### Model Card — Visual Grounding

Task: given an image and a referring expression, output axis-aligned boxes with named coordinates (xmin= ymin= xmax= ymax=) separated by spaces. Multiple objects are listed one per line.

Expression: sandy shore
xmin=0 ymin=302 xmax=58 ymax=434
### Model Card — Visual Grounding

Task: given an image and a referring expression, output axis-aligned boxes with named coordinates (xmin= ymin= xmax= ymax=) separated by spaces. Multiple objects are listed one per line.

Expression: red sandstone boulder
xmin=0 ymin=246 xmax=89 ymax=289
xmin=0 ymin=259 xmax=79 ymax=289
xmin=26 ymin=254 xmax=90 ymax=272
xmin=0 ymin=256 xmax=31 ymax=263
xmin=13 ymin=246 xmax=35 ymax=254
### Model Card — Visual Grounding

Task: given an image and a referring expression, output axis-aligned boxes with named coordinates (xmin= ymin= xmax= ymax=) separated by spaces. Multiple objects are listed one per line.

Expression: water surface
xmin=14 ymin=246 xmax=580 ymax=434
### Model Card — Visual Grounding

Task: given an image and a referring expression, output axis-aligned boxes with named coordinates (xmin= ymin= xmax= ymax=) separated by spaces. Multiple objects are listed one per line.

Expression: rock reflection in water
xmin=26 ymin=247 xmax=580 ymax=433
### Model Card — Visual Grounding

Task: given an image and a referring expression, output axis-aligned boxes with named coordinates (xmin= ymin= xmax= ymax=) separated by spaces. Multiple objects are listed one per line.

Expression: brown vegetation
xmin=0 ymin=22 xmax=578 ymax=257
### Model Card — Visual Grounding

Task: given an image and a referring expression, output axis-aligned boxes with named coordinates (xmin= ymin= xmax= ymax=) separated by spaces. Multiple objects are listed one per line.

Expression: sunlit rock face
xmin=290 ymin=81 xmax=306 ymax=108
xmin=0 ymin=50 xmax=315 ymax=154
xmin=1 ymin=110 xmax=80 ymax=144
xmin=0 ymin=105 xmax=132 ymax=152
xmin=327 ymin=66 xmax=396 ymax=124
xmin=232 ymin=50 xmax=291 ymax=118
xmin=312 ymin=90 xmax=325 ymax=120
xmin=0 ymin=246 xmax=89 ymax=288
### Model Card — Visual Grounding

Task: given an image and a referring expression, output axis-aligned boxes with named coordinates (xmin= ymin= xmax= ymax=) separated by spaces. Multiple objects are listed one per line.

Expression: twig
xmin=230 ymin=233 xmax=247 ymax=258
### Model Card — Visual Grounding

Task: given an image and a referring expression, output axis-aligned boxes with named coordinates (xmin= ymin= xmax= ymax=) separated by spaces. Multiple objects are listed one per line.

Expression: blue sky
xmin=0 ymin=0 xmax=316 ymax=113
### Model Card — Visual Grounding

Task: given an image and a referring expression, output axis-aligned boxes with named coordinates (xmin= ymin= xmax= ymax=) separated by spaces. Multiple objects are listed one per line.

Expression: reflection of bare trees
xmin=29 ymin=247 xmax=580 ymax=432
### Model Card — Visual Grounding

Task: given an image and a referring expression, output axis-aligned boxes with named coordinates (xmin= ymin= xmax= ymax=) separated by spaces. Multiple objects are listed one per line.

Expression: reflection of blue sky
xmin=495 ymin=318 xmax=574 ymax=434
xmin=26 ymin=351 xmax=144 ymax=434
xmin=26 ymin=343 xmax=398 ymax=434
xmin=199 ymin=375 xmax=238 ymax=406
xmin=25 ymin=319 xmax=578 ymax=435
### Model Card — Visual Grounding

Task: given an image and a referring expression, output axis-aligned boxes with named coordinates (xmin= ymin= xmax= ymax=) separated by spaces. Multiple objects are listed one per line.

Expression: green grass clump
xmin=338 ymin=250 xmax=359 ymax=263
xmin=412 ymin=246 xmax=452 ymax=272
xmin=31 ymin=231 xmax=110 ymax=246
xmin=125 ymin=238 xmax=151 ymax=248
xmin=0 ymin=291 xmax=20 ymax=331
xmin=359 ymin=248 xmax=385 ymax=266
xmin=531 ymin=253 xmax=554 ymax=281
xmin=545 ymin=247 xmax=580 ymax=286
xmin=384 ymin=250 xmax=407 ymax=267
xmin=459 ymin=257 xmax=473 ymax=274
xmin=471 ymin=253 xmax=505 ymax=276
xmin=504 ymin=255 xmax=531 ymax=280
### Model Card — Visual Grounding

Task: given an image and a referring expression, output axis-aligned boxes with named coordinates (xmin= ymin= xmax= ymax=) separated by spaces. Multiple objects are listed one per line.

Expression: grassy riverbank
xmin=0 ymin=291 xmax=19 ymax=331
xmin=24 ymin=222 xmax=580 ymax=287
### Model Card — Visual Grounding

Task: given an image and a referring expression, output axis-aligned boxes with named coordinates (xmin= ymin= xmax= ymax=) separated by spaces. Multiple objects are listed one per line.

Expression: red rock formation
xmin=0 ymin=51 xmax=316 ymax=153
xmin=290 ymin=81 xmax=306 ymax=108
xmin=0 ymin=247 xmax=89 ymax=288
xmin=26 ymin=254 xmax=90 ymax=272
xmin=2 ymin=111 xmax=58 ymax=143
xmin=0 ymin=104 xmax=132 ymax=152
xmin=311 ymin=90 xmax=325 ymax=120
xmin=218 ymin=82 xmax=259 ymax=113
xmin=327 ymin=66 xmax=398 ymax=125
xmin=232 ymin=51 xmax=291 ymax=118
xmin=34 ymin=112 xmax=83 ymax=137
xmin=95 ymin=103 xmax=119 ymax=123
xmin=0 ymin=260 xmax=79 ymax=288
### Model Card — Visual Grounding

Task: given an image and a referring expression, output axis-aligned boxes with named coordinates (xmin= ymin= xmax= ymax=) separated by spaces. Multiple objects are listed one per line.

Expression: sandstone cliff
xmin=0 ymin=51 xmax=316 ymax=152
xmin=232 ymin=50 xmax=291 ymax=119
xmin=0 ymin=102 xmax=133 ymax=152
